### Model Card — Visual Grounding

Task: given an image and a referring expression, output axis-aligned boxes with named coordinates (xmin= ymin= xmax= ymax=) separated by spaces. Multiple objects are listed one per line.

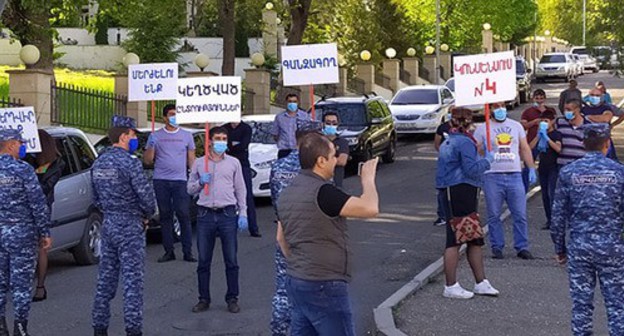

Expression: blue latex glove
xmin=199 ymin=173 xmax=212 ymax=186
xmin=537 ymin=134 xmax=549 ymax=153
xmin=528 ymin=168 xmax=537 ymax=185
xmin=147 ymin=134 xmax=157 ymax=148
xmin=238 ymin=216 xmax=248 ymax=232
xmin=485 ymin=151 xmax=495 ymax=163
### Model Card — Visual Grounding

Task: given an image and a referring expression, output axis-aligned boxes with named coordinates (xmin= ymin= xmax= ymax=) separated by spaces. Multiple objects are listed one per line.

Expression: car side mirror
xmin=371 ymin=118 xmax=384 ymax=125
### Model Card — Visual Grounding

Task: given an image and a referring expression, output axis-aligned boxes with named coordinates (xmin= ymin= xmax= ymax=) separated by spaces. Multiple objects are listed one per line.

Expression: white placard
xmin=452 ymin=51 xmax=517 ymax=107
xmin=128 ymin=63 xmax=178 ymax=101
xmin=175 ymin=76 xmax=242 ymax=124
xmin=281 ymin=43 xmax=339 ymax=86
xmin=0 ymin=106 xmax=41 ymax=152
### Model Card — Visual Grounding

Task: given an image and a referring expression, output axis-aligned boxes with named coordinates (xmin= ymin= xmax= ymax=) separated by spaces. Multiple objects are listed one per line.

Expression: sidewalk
xmin=394 ymin=192 xmax=609 ymax=336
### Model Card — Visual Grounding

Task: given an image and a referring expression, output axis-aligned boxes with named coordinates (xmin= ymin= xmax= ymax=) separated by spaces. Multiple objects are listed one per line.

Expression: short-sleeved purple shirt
xmin=146 ymin=128 xmax=195 ymax=181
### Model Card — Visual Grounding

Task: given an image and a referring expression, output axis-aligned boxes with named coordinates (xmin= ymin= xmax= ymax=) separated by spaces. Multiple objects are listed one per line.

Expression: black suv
xmin=516 ymin=57 xmax=532 ymax=104
xmin=314 ymin=95 xmax=396 ymax=164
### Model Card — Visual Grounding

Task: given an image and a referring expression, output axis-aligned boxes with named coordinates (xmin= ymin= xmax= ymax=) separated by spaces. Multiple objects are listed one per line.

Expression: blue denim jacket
xmin=436 ymin=133 xmax=490 ymax=188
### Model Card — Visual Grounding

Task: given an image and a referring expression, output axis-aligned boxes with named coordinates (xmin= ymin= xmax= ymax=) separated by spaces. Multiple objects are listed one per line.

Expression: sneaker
xmin=473 ymin=279 xmax=500 ymax=296
xmin=157 ymin=252 xmax=176 ymax=263
xmin=443 ymin=283 xmax=474 ymax=299
xmin=492 ymin=249 xmax=504 ymax=259
xmin=191 ymin=300 xmax=210 ymax=313
xmin=227 ymin=299 xmax=240 ymax=313
xmin=433 ymin=218 xmax=446 ymax=226
xmin=517 ymin=250 xmax=535 ymax=260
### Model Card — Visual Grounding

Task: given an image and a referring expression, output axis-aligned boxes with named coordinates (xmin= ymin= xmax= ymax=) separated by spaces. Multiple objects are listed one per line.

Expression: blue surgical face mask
xmin=128 ymin=138 xmax=139 ymax=154
xmin=213 ymin=141 xmax=228 ymax=154
xmin=168 ymin=116 xmax=177 ymax=126
xmin=588 ymin=96 xmax=601 ymax=106
xmin=564 ymin=110 xmax=575 ymax=120
xmin=493 ymin=107 xmax=507 ymax=121
xmin=287 ymin=102 xmax=298 ymax=112
xmin=18 ymin=144 xmax=27 ymax=159
xmin=323 ymin=125 xmax=338 ymax=136
xmin=539 ymin=121 xmax=549 ymax=132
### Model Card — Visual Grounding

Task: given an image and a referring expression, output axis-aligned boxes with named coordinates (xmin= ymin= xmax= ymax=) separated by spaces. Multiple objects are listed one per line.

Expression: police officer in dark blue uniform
xmin=0 ymin=128 xmax=51 ymax=336
xmin=91 ymin=116 xmax=156 ymax=336
xmin=551 ymin=123 xmax=624 ymax=336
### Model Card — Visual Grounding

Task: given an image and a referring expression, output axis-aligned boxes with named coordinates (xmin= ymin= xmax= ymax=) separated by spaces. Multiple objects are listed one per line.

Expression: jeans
xmin=196 ymin=206 xmax=239 ymax=303
xmin=153 ymin=179 xmax=193 ymax=256
xmin=436 ymin=188 xmax=450 ymax=221
xmin=538 ymin=166 xmax=559 ymax=228
xmin=241 ymin=165 xmax=259 ymax=234
xmin=483 ymin=172 xmax=529 ymax=252
xmin=286 ymin=276 xmax=355 ymax=336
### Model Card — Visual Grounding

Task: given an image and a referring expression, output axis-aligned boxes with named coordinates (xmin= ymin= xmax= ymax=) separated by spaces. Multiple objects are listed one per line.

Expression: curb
xmin=373 ymin=185 xmax=542 ymax=336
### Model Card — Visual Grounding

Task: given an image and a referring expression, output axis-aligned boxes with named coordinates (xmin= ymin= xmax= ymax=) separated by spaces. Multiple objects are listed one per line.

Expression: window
xmin=68 ymin=135 xmax=95 ymax=171
xmin=315 ymin=103 xmax=367 ymax=126
xmin=445 ymin=78 xmax=455 ymax=92
xmin=379 ymin=102 xmax=392 ymax=118
xmin=249 ymin=121 xmax=277 ymax=145
xmin=540 ymin=55 xmax=566 ymax=63
xmin=391 ymin=89 xmax=439 ymax=105
xmin=193 ymin=133 xmax=205 ymax=157
xmin=56 ymin=138 xmax=77 ymax=177
xmin=367 ymin=101 xmax=385 ymax=119
xmin=441 ymin=89 xmax=453 ymax=101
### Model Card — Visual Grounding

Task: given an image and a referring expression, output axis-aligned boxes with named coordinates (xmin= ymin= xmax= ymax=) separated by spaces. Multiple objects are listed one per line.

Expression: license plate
xmin=397 ymin=123 xmax=418 ymax=129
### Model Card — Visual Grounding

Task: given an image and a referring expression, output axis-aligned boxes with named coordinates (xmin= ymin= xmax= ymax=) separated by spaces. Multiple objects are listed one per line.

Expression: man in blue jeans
xmin=277 ymin=133 xmax=380 ymax=335
xmin=474 ymin=102 xmax=537 ymax=260
xmin=144 ymin=104 xmax=197 ymax=263
xmin=187 ymin=126 xmax=247 ymax=314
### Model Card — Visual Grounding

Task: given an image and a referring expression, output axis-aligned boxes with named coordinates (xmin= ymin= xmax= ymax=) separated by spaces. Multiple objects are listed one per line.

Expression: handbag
xmin=447 ymin=189 xmax=484 ymax=244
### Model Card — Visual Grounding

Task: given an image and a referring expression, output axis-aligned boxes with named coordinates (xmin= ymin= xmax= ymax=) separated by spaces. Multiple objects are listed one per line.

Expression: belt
xmin=199 ymin=205 xmax=236 ymax=213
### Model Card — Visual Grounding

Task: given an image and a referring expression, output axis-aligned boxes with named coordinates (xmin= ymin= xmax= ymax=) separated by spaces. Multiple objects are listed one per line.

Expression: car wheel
xmin=519 ymin=91 xmax=527 ymax=104
xmin=382 ymin=136 xmax=396 ymax=163
xmin=71 ymin=211 xmax=102 ymax=266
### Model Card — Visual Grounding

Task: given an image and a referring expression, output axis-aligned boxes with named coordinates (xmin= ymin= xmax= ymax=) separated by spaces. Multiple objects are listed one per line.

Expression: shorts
xmin=445 ymin=183 xmax=485 ymax=248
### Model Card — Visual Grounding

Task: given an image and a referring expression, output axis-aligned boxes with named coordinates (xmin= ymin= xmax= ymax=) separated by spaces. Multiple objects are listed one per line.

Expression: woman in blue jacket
xmin=436 ymin=107 xmax=499 ymax=300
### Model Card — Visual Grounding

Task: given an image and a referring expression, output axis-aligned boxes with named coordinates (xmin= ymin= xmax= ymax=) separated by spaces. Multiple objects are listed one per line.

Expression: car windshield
xmin=516 ymin=60 xmax=526 ymax=74
xmin=247 ymin=121 xmax=276 ymax=144
xmin=391 ymin=89 xmax=439 ymax=105
xmin=445 ymin=79 xmax=455 ymax=92
xmin=540 ymin=55 xmax=566 ymax=63
xmin=95 ymin=132 xmax=150 ymax=158
xmin=572 ymin=48 xmax=588 ymax=55
xmin=314 ymin=103 xmax=368 ymax=126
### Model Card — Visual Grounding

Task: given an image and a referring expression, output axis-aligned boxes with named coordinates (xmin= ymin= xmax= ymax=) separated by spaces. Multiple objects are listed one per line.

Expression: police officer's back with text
xmin=0 ymin=129 xmax=51 ymax=336
xmin=551 ymin=123 xmax=624 ymax=336
xmin=91 ymin=116 xmax=156 ymax=336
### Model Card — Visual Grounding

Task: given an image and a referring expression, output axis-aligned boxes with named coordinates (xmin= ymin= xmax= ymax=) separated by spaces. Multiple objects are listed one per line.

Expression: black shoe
xmin=126 ymin=330 xmax=142 ymax=336
xmin=250 ymin=232 xmax=262 ymax=238
xmin=32 ymin=286 xmax=47 ymax=302
xmin=13 ymin=320 xmax=28 ymax=336
xmin=517 ymin=250 xmax=535 ymax=260
xmin=492 ymin=249 xmax=504 ymax=259
xmin=93 ymin=329 xmax=108 ymax=336
xmin=0 ymin=317 xmax=8 ymax=336
xmin=192 ymin=300 xmax=210 ymax=313
xmin=183 ymin=254 xmax=197 ymax=262
xmin=541 ymin=225 xmax=550 ymax=230
xmin=227 ymin=299 xmax=240 ymax=313
xmin=157 ymin=252 xmax=176 ymax=263
xmin=433 ymin=218 xmax=446 ymax=227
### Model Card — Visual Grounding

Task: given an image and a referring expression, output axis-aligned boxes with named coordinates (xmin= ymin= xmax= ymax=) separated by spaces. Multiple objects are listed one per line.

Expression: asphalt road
xmin=25 ymin=71 xmax=622 ymax=335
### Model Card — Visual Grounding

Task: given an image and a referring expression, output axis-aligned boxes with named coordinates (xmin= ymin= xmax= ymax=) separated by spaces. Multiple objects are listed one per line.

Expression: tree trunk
xmin=286 ymin=0 xmax=312 ymax=45
xmin=219 ymin=0 xmax=235 ymax=75
xmin=2 ymin=0 xmax=54 ymax=70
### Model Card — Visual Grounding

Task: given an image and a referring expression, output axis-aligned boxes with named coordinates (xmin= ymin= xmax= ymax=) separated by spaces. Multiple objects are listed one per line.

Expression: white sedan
xmin=242 ymin=114 xmax=279 ymax=198
xmin=389 ymin=85 xmax=455 ymax=134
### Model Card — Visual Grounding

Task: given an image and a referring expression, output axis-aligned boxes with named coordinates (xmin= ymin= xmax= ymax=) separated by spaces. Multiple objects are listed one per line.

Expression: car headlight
xmin=346 ymin=137 xmax=359 ymax=146
xmin=254 ymin=159 xmax=275 ymax=170
xmin=422 ymin=111 xmax=439 ymax=120
xmin=558 ymin=66 xmax=565 ymax=70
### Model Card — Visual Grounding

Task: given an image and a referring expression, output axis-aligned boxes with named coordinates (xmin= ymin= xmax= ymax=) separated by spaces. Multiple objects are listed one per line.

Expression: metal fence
xmin=0 ymin=96 xmax=23 ymax=108
xmin=374 ymin=73 xmax=391 ymax=88
xmin=399 ymin=69 xmax=412 ymax=84
xmin=347 ymin=78 xmax=366 ymax=94
xmin=51 ymin=81 xmax=127 ymax=132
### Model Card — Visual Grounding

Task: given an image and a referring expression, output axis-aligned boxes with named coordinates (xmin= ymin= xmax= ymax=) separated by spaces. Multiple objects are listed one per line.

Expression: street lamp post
xmin=435 ymin=0 xmax=441 ymax=84
xmin=582 ymin=0 xmax=586 ymax=45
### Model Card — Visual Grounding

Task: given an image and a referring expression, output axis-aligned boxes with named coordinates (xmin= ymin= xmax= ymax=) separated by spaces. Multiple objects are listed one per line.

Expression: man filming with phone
xmin=276 ymin=132 xmax=379 ymax=335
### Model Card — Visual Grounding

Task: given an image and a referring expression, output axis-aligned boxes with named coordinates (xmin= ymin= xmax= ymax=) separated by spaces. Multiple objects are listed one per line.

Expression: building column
xmin=114 ymin=74 xmax=148 ymax=128
xmin=423 ymin=55 xmax=438 ymax=84
xmin=185 ymin=71 xmax=219 ymax=78
xmin=382 ymin=59 xmax=400 ymax=93
xmin=402 ymin=57 xmax=420 ymax=85
xmin=7 ymin=69 xmax=54 ymax=126
xmin=482 ymin=30 xmax=493 ymax=53
xmin=243 ymin=68 xmax=270 ymax=115
xmin=336 ymin=67 xmax=348 ymax=95
xmin=356 ymin=63 xmax=375 ymax=94
xmin=439 ymin=52 xmax=452 ymax=81
xmin=262 ymin=9 xmax=278 ymax=59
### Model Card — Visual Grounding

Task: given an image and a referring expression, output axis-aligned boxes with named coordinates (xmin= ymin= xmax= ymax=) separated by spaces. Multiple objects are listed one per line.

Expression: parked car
xmin=388 ymin=85 xmax=454 ymax=135
xmin=535 ymin=53 xmax=576 ymax=82
xmin=571 ymin=46 xmax=600 ymax=72
xmin=516 ymin=57 xmax=532 ymax=104
xmin=571 ymin=54 xmax=584 ymax=76
xmin=240 ymin=114 xmax=279 ymax=198
xmin=34 ymin=127 xmax=101 ymax=265
xmin=314 ymin=95 xmax=396 ymax=163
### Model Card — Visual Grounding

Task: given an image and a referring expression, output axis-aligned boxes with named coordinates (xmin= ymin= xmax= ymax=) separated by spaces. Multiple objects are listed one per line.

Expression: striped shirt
xmin=555 ymin=117 xmax=591 ymax=166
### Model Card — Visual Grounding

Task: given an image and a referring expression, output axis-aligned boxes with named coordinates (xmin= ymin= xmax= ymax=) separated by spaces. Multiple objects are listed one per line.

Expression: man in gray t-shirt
xmin=144 ymin=104 xmax=197 ymax=263
xmin=474 ymin=102 xmax=536 ymax=260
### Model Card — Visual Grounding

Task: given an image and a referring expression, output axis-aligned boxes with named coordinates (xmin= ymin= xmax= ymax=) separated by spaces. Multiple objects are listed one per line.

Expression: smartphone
xmin=358 ymin=162 xmax=365 ymax=176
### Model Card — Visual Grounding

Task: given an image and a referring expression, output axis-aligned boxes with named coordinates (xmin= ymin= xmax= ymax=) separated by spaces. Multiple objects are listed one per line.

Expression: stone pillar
xmin=262 ymin=9 xmax=278 ymax=59
xmin=423 ymin=55 xmax=438 ymax=84
xmin=7 ymin=70 xmax=54 ymax=126
xmin=403 ymin=57 xmax=420 ymax=85
xmin=185 ymin=71 xmax=219 ymax=78
xmin=439 ymin=52 xmax=452 ymax=81
xmin=382 ymin=59 xmax=400 ymax=93
xmin=243 ymin=68 xmax=270 ymax=115
xmin=482 ymin=30 xmax=493 ymax=53
xmin=356 ymin=63 xmax=375 ymax=94
xmin=336 ymin=67 xmax=348 ymax=96
xmin=545 ymin=36 xmax=553 ymax=53
xmin=114 ymin=74 xmax=148 ymax=128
